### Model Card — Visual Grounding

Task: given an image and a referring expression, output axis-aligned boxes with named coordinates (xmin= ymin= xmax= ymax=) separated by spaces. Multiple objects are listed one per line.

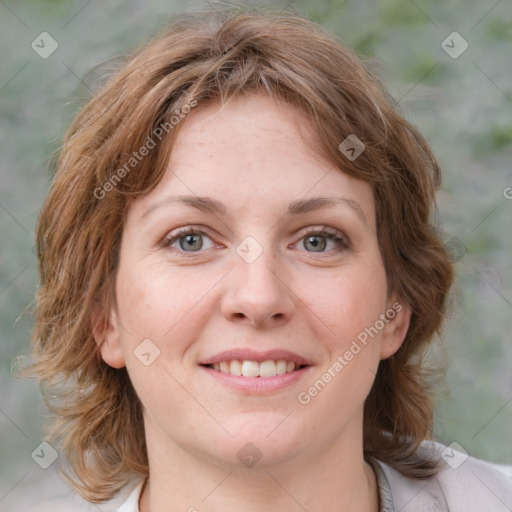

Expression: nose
xmin=220 ymin=245 xmax=296 ymax=328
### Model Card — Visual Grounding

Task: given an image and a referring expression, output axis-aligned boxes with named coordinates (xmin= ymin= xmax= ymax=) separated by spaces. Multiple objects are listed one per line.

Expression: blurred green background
xmin=1 ymin=0 xmax=511 ymax=509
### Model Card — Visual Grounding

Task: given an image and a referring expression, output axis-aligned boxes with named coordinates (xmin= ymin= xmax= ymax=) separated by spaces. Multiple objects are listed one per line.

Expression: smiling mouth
xmin=202 ymin=359 xmax=308 ymax=378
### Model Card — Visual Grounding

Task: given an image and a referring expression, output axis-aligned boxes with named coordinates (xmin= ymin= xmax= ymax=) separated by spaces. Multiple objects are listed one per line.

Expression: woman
xmin=30 ymin=7 xmax=512 ymax=511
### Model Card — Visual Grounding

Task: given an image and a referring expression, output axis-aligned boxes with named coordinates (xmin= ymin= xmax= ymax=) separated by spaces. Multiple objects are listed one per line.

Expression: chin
xmin=210 ymin=413 xmax=306 ymax=468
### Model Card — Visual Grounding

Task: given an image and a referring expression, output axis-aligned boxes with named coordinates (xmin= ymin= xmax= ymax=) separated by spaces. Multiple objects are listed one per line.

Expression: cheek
xmin=115 ymin=260 xmax=218 ymax=355
xmin=303 ymin=262 xmax=388 ymax=351
xmin=114 ymin=262 xmax=215 ymax=411
xmin=297 ymin=267 xmax=387 ymax=415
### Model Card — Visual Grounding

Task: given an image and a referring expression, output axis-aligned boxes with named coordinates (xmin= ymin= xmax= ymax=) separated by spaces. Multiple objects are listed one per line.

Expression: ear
xmin=91 ymin=300 xmax=126 ymax=369
xmin=379 ymin=298 xmax=411 ymax=360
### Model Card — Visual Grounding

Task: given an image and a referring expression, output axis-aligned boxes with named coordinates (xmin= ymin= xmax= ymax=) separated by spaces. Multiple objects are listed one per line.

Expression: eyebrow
xmin=139 ymin=195 xmax=368 ymax=226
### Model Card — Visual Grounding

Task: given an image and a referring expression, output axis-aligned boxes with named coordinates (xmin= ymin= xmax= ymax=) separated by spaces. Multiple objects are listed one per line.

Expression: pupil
xmin=181 ymin=234 xmax=202 ymax=251
xmin=305 ymin=236 xmax=326 ymax=252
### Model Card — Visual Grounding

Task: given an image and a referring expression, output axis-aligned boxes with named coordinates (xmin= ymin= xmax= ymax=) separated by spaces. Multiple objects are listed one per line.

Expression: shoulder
xmin=376 ymin=441 xmax=512 ymax=512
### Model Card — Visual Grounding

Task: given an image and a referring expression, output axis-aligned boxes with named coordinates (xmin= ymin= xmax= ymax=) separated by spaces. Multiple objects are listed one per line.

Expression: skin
xmin=94 ymin=94 xmax=411 ymax=512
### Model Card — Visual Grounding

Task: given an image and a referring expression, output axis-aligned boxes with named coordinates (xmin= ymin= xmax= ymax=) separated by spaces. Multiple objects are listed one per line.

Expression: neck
xmin=139 ymin=420 xmax=378 ymax=512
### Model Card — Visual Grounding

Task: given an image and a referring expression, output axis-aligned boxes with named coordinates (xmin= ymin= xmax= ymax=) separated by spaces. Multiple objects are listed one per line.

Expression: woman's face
xmin=98 ymin=94 xmax=410 ymax=469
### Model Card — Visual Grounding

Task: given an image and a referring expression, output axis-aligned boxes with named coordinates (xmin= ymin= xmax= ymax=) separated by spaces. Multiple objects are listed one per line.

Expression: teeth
xmin=276 ymin=360 xmax=287 ymax=375
xmin=210 ymin=359 xmax=299 ymax=377
xmin=241 ymin=360 xmax=260 ymax=377
xmin=229 ymin=359 xmax=242 ymax=376
xmin=259 ymin=360 xmax=276 ymax=378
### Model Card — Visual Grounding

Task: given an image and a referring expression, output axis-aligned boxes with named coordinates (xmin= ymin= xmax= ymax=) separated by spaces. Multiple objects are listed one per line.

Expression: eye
xmin=162 ymin=227 xmax=215 ymax=253
xmin=294 ymin=227 xmax=350 ymax=253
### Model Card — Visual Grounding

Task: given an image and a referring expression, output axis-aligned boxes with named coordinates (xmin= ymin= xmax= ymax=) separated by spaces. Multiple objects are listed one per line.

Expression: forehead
xmin=128 ymin=94 xmax=375 ymax=226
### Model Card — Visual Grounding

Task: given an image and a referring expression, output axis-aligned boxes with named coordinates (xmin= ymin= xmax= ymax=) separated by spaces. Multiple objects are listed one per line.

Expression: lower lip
xmin=200 ymin=365 xmax=312 ymax=394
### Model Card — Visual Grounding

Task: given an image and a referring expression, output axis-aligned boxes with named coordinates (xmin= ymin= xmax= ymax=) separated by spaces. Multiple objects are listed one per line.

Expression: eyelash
xmin=297 ymin=226 xmax=350 ymax=252
xmin=161 ymin=225 xmax=351 ymax=256
xmin=161 ymin=227 xmax=216 ymax=253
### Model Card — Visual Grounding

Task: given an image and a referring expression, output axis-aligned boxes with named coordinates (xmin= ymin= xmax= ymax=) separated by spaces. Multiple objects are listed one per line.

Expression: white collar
xmin=116 ymin=480 xmax=144 ymax=512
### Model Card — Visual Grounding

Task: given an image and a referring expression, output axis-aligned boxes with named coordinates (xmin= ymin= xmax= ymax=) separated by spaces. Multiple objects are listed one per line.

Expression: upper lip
xmin=198 ymin=349 xmax=313 ymax=366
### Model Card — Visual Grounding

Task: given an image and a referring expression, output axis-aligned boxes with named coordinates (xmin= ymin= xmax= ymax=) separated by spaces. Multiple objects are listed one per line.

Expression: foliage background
xmin=1 ymin=0 xmax=511 ymax=509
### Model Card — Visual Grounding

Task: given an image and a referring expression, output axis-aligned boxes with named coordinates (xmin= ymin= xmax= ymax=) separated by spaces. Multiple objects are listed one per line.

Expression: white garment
xmin=379 ymin=444 xmax=512 ymax=511
xmin=115 ymin=442 xmax=512 ymax=511
xmin=117 ymin=482 xmax=144 ymax=512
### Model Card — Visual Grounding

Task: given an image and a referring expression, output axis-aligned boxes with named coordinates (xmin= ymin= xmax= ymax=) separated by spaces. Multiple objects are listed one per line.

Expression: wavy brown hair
xmin=29 ymin=6 xmax=454 ymax=503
